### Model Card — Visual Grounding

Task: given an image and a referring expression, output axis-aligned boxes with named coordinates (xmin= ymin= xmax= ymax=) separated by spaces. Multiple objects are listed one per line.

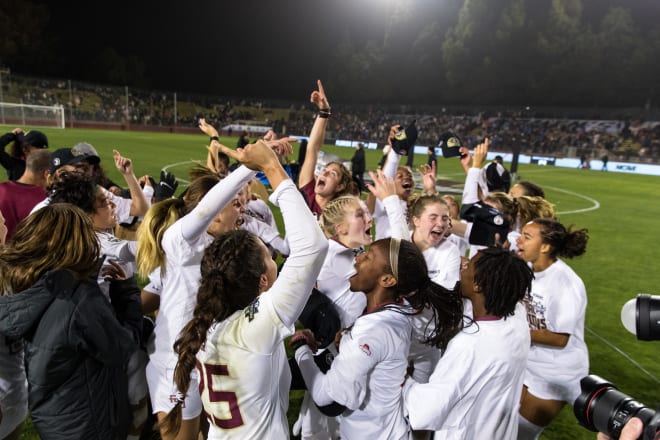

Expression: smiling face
xmin=394 ymin=167 xmax=414 ymax=200
xmin=349 ymin=240 xmax=389 ymax=294
xmin=208 ymin=196 xmax=244 ymax=238
xmin=337 ymin=200 xmax=373 ymax=248
xmin=315 ymin=163 xmax=346 ymax=198
xmin=412 ymin=201 xmax=451 ymax=250
xmin=90 ymin=188 xmax=117 ymax=231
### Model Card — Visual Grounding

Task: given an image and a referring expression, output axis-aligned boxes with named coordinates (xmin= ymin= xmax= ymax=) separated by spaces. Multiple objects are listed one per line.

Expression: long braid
xmin=159 ymin=230 xmax=266 ymax=435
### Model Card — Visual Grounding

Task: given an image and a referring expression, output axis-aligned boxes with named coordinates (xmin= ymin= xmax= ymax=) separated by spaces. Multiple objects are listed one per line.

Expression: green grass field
xmin=3 ymin=126 xmax=660 ymax=439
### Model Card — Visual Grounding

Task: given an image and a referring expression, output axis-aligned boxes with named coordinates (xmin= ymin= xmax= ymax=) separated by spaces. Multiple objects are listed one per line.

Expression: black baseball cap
xmin=50 ymin=148 xmax=100 ymax=174
xmin=21 ymin=130 xmax=49 ymax=148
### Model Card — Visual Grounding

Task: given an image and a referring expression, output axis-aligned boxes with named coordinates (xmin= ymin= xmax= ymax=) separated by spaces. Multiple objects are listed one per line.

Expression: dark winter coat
xmin=0 ymin=270 xmax=142 ymax=440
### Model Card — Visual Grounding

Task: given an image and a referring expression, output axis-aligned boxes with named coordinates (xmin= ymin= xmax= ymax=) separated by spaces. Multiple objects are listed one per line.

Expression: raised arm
xmin=113 ymin=149 xmax=149 ymax=217
xmin=298 ymin=80 xmax=331 ymax=189
xmin=222 ymin=140 xmax=328 ymax=328
xmin=367 ymin=169 xmax=409 ymax=240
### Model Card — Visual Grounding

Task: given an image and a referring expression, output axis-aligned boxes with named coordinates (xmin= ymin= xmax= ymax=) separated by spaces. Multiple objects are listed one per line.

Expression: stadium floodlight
xmin=0 ymin=102 xmax=65 ymax=129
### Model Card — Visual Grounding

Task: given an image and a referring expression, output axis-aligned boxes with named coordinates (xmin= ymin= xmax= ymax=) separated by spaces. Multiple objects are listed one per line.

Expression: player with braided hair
xmin=516 ymin=218 xmax=590 ymax=439
xmin=404 ymin=247 xmax=533 ymax=438
xmin=159 ymin=138 xmax=327 ymax=439
xmin=137 ymin=118 xmax=296 ymax=440
xmin=292 ymin=238 xmax=463 ymax=440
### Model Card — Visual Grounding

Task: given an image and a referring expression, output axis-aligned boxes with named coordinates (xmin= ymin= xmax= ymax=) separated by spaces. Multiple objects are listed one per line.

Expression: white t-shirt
xmin=196 ymin=179 xmax=328 ymax=439
xmin=96 ymin=231 xmax=137 ymax=297
xmin=241 ymin=214 xmax=289 ymax=257
xmin=523 ymin=258 xmax=589 ymax=402
xmin=316 ymin=239 xmax=366 ymax=328
xmin=296 ymin=304 xmax=413 ymax=440
xmin=404 ymin=310 xmax=531 ymax=439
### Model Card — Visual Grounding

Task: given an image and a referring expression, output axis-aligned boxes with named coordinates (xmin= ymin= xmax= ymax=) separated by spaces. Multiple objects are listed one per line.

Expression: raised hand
xmin=419 ymin=161 xmax=437 ymax=193
xmin=113 ymin=149 xmax=134 ymax=176
xmin=264 ymin=137 xmax=296 ymax=157
xmin=472 ymin=137 xmax=491 ymax=169
xmin=219 ymin=140 xmax=280 ymax=172
xmin=366 ymin=169 xmax=397 ymax=201
xmin=198 ymin=117 xmax=219 ymax=138
xmin=310 ymin=79 xmax=330 ymax=110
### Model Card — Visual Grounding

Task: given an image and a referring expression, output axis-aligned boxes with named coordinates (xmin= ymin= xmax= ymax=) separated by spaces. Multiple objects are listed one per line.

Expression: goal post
xmin=0 ymin=102 xmax=65 ymax=129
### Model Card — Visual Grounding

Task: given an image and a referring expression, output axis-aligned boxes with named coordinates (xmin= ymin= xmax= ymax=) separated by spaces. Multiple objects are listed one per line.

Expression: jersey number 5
xmin=197 ymin=361 xmax=245 ymax=429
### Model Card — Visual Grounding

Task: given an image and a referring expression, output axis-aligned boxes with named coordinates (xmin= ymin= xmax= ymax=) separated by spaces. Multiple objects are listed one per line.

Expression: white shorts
xmin=146 ymin=360 xmax=203 ymax=419
xmin=524 ymin=368 xmax=581 ymax=403
xmin=0 ymin=401 xmax=28 ymax=438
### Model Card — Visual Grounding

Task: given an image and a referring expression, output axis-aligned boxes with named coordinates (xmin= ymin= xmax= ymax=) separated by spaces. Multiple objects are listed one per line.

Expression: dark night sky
xmin=28 ymin=0 xmax=660 ymax=101
xmin=37 ymin=0 xmax=408 ymax=99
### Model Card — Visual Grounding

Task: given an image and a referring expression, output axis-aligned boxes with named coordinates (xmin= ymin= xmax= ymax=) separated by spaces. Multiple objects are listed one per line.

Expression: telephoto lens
xmin=574 ymin=375 xmax=659 ymax=439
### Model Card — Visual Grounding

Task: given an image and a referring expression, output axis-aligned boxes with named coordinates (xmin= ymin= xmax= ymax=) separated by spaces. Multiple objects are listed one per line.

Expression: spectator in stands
xmin=0 ymin=203 xmax=142 ymax=440
xmin=0 ymin=128 xmax=48 ymax=181
xmin=0 ymin=149 xmax=50 ymax=241
xmin=351 ymin=142 xmax=366 ymax=193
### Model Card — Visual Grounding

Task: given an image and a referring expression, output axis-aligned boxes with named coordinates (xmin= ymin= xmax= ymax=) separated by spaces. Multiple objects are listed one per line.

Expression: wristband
xmin=210 ymin=136 xmax=219 ymax=142
xmin=290 ymin=338 xmax=308 ymax=351
xmin=318 ymin=113 xmax=330 ymax=119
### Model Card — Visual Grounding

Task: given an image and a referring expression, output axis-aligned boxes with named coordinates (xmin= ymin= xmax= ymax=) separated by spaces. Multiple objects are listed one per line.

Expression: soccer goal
xmin=0 ymin=102 xmax=66 ymax=129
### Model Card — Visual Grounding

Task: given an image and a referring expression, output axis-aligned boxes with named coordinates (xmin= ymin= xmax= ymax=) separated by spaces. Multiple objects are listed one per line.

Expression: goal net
xmin=0 ymin=102 xmax=65 ymax=129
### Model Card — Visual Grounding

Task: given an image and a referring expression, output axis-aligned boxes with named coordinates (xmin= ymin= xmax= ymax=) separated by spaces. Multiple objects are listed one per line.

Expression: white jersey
xmin=523 ymin=259 xmax=589 ymax=402
xmin=373 ymin=197 xmax=408 ymax=241
xmin=196 ymin=180 xmax=327 ymax=439
xmin=296 ymin=304 xmax=413 ymax=440
xmin=404 ymin=311 xmax=530 ymax=439
xmin=246 ymin=197 xmax=275 ymax=228
xmin=407 ymin=237 xmax=461 ymax=383
xmin=96 ymin=231 xmax=137 ymax=297
xmin=150 ymin=166 xmax=255 ymax=369
xmin=316 ymin=239 xmax=366 ymax=328
xmin=241 ymin=214 xmax=289 ymax=257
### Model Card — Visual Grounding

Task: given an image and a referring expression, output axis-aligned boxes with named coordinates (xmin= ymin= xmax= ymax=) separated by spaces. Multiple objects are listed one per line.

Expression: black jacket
xmin=0 ymin=270 xmax=142 ymax=440
xmin=0 ymin=132 xmax=25 ymax=181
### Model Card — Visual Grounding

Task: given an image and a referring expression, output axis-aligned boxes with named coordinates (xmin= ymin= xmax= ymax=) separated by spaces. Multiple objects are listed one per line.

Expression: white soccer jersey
xmin=96 ymin=231 xmax=137 ymax=297
xmin=523 ymin=258 xmax=589 ymax=402
xmin=407 ymin=237 xmax=461 ymax=383
xmin=241 ymin=214 xmax=289 ymax=257
xmin=150 ymin=166 xmax=255 ymax=369
xmin=404 ymin=311 xmax=531 ymax=439
xmin=196 ymin=179 xmax=327 ymax=439
xmin=316 ymin=239 xmax=366 ymax=328
xmin=296 ymin=305 xmax=413 ymax=440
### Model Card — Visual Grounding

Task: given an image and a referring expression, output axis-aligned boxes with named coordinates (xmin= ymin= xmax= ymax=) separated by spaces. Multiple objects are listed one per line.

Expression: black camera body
xmin=574 ymin=375 xmax=660 ymax=439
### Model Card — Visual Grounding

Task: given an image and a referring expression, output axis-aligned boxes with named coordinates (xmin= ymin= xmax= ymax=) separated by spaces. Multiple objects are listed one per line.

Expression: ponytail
xmin=532 ymin=218 xmax=589 ymax=259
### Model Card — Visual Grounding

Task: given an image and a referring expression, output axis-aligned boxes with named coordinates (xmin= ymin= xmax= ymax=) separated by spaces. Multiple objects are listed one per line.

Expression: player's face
xmin=90 ymin=188 xmax=117 ymax=231
xmin=208 ymin=196 xmax=244 ymax=238
xmin=394 ymin=167 xmax=414 ymax=200
xmin=459 ymin=254 xmax=478 ymax=298
xmin=412 ymin=202 xmax=450 ymax=249
xmin=516 ymin=222 xmax=546 ymax=264
xmin=339 ymin=201 xmax=372 ymax=248
xmin=259 ymin=239 xmax=277 ymax=291
xmin=349 ymin=240 xmax=388 ymax=293
xmin=315 ymin=163 xmax=344 ymax=197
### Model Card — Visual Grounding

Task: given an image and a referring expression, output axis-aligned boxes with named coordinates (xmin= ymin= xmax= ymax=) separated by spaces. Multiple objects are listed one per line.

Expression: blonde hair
xmin=515 ymin=196 xmax=555 ymax=225
xmin=320 ymin=195 xmax=360 ymax=238
xmin=136 ymin=174 xmax=220 ymax=277
xmin=0 ymin=203 xmax=100 ymax=294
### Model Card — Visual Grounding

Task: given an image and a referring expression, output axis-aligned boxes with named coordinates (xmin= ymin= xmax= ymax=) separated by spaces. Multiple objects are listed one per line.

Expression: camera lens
xmin=574 ymin=375 xmax=657 ymax=438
